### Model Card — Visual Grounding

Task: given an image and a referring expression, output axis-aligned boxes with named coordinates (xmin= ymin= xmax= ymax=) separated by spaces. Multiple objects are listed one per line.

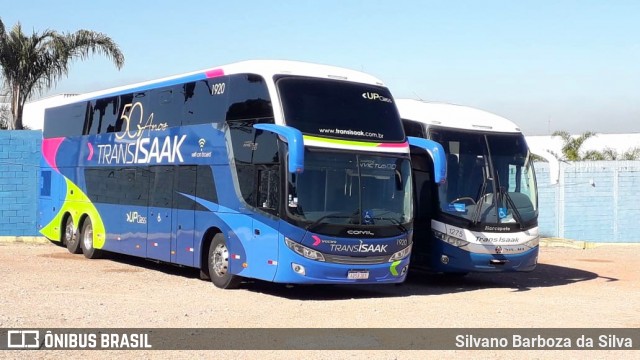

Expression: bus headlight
xmin=285 ymin=237 xmax=325 ymax=262
xmin=433 ymin=229 xmax=469 ymax=248
xmin=388 ymin=244 xmax=412 ymax=262
xmin=523 ymin=236 xmax=540 ymax=249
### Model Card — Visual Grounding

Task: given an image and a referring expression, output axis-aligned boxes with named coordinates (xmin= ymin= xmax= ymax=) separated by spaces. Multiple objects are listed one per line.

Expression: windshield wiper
xmin=372 ymin=216 xmax=408 ymax=233
xmin=500 ymin=187 xmax=524 ymax=229
xmin=472 ymin=181 xmax=489 ymax=224
xmin=306 ymin=212 xmax=357 ymax=232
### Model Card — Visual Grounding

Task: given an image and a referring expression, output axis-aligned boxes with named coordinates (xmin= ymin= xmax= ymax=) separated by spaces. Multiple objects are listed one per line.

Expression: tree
xmin=0 ymin=18 xmax=124 ymax=130
xmin=552 ymin=130 xmax=596 ymax=161
xmin=0 ymin=90 xmax=8 ymax=129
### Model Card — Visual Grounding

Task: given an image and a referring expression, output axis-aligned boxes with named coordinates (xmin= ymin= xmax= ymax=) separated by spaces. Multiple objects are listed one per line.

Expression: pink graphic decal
xmin=377 ymin=141 xmax=409 ymax=148
xmin=312 ymin=235 xmax=322 ymax=247
xmin=42 ymin=137 xmax=65 ymax=171
xmin=87 ymin=142 xmax=94 ymax=161
xmin=205 ymin=69 xmax=224 ymax=78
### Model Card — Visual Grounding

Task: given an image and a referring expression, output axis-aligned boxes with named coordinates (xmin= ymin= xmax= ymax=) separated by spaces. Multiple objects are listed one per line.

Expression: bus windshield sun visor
xmin=253 ymin=124 xmax=305 ymax=173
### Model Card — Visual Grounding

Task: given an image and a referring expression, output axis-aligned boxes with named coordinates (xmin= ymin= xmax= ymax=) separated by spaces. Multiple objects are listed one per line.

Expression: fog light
xmin=441 ymin=255 xmax=449 ymax=264
xmin=292 ymin=263 xmax=306 ymax=276
xmin=401 ymin=265 xmax=408 ymax=276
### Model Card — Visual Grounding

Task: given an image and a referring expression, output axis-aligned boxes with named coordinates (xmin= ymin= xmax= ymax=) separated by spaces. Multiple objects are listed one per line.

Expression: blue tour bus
xmin=397 ymin=99 xmax=539 ymax=275
xmin=38 ymin=61 xmax=446 ymax=288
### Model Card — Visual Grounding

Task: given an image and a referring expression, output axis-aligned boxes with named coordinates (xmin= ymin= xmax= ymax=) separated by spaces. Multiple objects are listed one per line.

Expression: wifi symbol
xmin=198 ymin=138 xmax=206 ymax=149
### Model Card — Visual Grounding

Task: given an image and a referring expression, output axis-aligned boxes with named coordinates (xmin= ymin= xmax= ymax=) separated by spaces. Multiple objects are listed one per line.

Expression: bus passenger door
xmin=147 ymin=166 xmax=174 ymax=262
xmin=245 ymin=166 xmax=281 ymax=281
xmin=172 ymin=166 xmax=196 ymax=266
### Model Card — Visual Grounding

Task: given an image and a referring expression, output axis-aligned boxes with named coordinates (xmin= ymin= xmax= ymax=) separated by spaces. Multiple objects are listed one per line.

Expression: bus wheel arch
xmin=199 ymin=227 xmax=222 ymax=280
xmin=62 ymin=212 xmax=81 ymax=254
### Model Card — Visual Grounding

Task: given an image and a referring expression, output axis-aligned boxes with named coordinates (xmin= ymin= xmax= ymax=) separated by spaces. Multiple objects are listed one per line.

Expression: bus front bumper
xmin=430 ymin=240 xmax=539 ymax=273
xmin=272 ymin=247 xmax=410 ymax=284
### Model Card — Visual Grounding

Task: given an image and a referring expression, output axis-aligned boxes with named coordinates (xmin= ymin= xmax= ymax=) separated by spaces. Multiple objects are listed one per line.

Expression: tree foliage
xmin=551 ymin=130 xmax=640 ymax=161
xmin=551 ymin=130 xmax=596 ymax=161
xmin=0 ymin=18 xmax=124 ymax=129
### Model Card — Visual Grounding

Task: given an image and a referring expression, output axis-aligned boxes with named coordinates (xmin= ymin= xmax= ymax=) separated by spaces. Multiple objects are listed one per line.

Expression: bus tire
xmin=80 ymin=218 xmax=103 ymax=259
xmin=208 ymin=233 xmax=241 ymax=289
xmin=64 ymin=215 xmax=81 ymax=254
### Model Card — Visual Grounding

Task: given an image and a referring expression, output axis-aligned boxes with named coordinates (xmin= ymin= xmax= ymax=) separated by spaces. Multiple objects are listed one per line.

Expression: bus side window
xmin=174 ymin=166 xmax=197 ymax=210
xmin=149 ymin=166 xmax=175 ymax=208
xmin=226 ymin=74 xmax=273 ymax=121
xmin=150 ymin=86 xmax=183 ymax=128
xmin=257 ymin=166 xmax=280 ymax=215
xmin=44 ymin=102 xmax=85 ymax=138
xmin=195 ymin=165 xmax=218 ymax=206
xmin=402 ymin=119 xmax=424 ymax=138
xmin=91 ymin=97 xmax=119 ymax=134
xmin=182 ymin=77 xmax=229 ymax=126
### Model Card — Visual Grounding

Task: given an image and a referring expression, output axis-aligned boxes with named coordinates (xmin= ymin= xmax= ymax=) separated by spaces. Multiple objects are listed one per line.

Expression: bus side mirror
xmin=407 ymin=136 xmax=447 ymax=184
xmin=253 ymin=124 xmax=305 ymax=174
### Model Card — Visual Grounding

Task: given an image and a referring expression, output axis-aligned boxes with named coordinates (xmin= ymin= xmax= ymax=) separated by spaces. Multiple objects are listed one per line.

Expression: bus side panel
xmin=38 ymin=168 xmax=67 ymax=241
xmin=172 ymin=207 xmax=195 ymax=266
xmin=95 ymin=203 xmax=147 ymax=256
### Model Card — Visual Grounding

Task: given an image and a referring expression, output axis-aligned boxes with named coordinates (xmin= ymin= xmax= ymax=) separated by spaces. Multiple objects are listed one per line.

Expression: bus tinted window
xmin=43 ymin=103 xmax=86 ymax=138
xmin=151 ymin=86 xmax=183 ymax=128
xmin=402 ymin=119 xmax=424 ymax=138
xmin=84 ymin=167 xmax=149 ymax=206
xmin=226 ymin=74 xmax=273 ymax=121
xmin=278 ymin=77 xmax=405 ymax=142
xmin=196 ymin=165 xmax=218 ymax=204
xmin=182 ymin=77 xmax=229 ymax=126
xmin=149 ymin=166 xmax=175 ymax=207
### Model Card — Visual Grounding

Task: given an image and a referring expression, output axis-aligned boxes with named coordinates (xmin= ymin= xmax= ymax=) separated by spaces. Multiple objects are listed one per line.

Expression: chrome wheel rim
xmin=65 ymin=220 xmax=75 ymax=243
xmin=212 ymin=243 xmax=229 ymax=277
xmin=83 ymin=223 xmax=93 ymax=251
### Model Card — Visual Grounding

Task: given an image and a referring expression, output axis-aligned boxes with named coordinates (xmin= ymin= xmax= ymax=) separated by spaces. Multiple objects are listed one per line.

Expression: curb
xmin=540 ymin=237 xmax=640 ymax=249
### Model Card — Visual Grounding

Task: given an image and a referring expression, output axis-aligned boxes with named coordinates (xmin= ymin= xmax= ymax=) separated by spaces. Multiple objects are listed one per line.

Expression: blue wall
xmin=535 ymin=161 xmax=640 ymax=243
xmin=0 ymin=130 xmax=41 ymax=236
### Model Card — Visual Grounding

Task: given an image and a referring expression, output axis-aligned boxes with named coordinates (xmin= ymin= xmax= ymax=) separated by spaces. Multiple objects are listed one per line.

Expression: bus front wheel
xmin=208 ymin=234 xmax=241 ymax=289
xmin=80 ymin=218 xmax=103 ymax=259
xmin=64 ymin=216 xmax=81 ymax=254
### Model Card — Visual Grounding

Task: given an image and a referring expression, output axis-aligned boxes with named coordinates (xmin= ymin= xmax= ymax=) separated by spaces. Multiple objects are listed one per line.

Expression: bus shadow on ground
xmin=243 ymin=263 xmax=602 ymax=300
xmin=85 ymin=247 xmax=602 ymax=300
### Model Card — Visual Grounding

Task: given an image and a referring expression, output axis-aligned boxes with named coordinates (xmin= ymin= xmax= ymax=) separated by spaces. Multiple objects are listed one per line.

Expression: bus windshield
xmin=431 ymin=129 xmax=538 ymax=226
xmin=277 ymin=76 xmax=405 ymax=142
xmin=285 ymin=150 xmax=412 ymax=233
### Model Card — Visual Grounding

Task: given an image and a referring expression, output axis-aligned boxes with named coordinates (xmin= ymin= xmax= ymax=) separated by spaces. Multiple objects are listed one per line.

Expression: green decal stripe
xmin=390 ymin=260 xmax=401 ymax=276
xmin=303 ymin=135 xmax=380 ymax=147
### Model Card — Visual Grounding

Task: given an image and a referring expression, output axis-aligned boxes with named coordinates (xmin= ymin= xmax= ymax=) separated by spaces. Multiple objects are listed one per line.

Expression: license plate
xmin=347 ymin=270 xmax=369 ymax=280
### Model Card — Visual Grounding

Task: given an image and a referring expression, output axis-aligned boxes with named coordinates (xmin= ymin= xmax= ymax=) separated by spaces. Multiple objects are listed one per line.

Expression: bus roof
xmin=396 ymin=99 xmax=521 ymax=133
xmin=44 ymin=60 xmax=387 ymax=107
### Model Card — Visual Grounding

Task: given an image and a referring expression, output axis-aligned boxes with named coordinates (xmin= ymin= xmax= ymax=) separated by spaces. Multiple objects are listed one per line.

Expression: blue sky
xmin=2 ymin=0 xmax=639 ymax=135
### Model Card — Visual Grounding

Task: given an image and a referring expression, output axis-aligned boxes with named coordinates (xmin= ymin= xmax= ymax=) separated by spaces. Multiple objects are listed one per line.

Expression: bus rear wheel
xmin=80 ymin=218 xmax=103 ymax=259
xmin=64 ymin=216 xmax=81 ymax=254
xmin=208 ymin=234 xmax=241 ymax=289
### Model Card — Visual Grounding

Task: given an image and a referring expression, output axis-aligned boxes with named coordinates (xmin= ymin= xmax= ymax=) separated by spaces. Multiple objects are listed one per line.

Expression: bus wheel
xmin=80 ymin=218 xmax=103 ymax=259
xmin=208 ymin=234 xmax=241 ymax=289
xmin=64 ymin=216 xmax=81 ymax=254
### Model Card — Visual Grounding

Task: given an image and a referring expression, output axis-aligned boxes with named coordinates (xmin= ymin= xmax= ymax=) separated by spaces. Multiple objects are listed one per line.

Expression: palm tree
xmin=552 ymin=130 xmax=597 ymax=161
xmin=0 ymin=18 xmax=124 ymax=130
